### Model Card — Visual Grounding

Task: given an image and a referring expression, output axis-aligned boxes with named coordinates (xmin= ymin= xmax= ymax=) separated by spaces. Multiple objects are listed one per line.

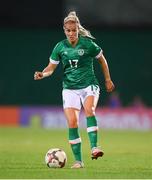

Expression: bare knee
xmin=84 ymin=106 xmax=95 ymax=117
xmin=64 ymin=108 xmax=79 ymax=128
xmin=68 ymin=117 xmax=78 ymax=128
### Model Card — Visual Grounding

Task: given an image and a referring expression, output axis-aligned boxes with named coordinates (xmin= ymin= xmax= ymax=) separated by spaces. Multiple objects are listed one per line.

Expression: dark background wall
xmin=0 ymin=0 xmax=152 ymax=106
xmin=0 ymin=0 xmax=63 ymax=28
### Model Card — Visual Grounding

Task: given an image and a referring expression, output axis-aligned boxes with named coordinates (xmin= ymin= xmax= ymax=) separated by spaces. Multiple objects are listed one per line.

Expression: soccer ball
xmin=45 ymin=148 xmax=67 ymax=168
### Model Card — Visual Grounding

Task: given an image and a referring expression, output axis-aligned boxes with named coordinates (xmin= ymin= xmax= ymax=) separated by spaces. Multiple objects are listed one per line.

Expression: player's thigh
xmin=83 ymin=96 xmax=99 ymax=116
xmin=62 ymin=89 xmax=81 ymax=128
xmin=82 ymin=85 xmax=100 ymax=116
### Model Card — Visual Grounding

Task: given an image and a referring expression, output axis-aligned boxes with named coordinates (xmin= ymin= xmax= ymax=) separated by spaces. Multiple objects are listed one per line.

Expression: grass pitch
xmin=0 ymin=127 xmax=152 ymax=179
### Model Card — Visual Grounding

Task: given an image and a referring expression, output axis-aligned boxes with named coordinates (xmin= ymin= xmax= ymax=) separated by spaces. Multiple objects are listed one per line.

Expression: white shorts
xmin=62 ymin=85 xmax=100 ymax=110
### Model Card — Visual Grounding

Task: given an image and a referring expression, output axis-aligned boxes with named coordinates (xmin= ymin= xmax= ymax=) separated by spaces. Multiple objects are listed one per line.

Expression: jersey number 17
xmin=69 ymin=59 xmax=78 ymax=68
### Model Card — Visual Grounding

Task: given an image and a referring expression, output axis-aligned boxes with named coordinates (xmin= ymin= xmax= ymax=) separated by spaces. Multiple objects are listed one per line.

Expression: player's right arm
xmin=34 ymin=42 xmax=61 ymax=80
xmin=34 ymin=62 xmax=58 ymax=80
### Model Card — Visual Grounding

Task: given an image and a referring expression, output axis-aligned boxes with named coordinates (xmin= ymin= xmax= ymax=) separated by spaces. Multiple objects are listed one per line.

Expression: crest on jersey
xmin=78 ymin=49 xmax=84 ymax=56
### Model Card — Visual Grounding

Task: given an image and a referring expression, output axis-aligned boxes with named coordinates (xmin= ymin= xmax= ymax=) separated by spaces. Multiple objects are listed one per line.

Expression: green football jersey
xmin=50 ymin=36 xmax=102 ymax=89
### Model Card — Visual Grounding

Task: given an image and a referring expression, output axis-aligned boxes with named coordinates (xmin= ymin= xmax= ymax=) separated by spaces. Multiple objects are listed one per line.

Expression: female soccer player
xmin=34 ymin=11 xmax=115 ymax=168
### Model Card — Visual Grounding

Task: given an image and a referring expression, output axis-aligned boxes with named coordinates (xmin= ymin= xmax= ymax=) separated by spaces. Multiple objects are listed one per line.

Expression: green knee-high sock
xmin=69 ymin=128 xmax=82 ymax=161
xmin=87 ymin=116 xmax=98 ymax=149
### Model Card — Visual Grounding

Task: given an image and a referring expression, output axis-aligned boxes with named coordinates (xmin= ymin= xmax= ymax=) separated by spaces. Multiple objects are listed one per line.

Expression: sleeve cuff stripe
xmin=49 ymin=58 xmax=60 ymax=64
xmin=96 ymin=50 xmax=103 ymax=59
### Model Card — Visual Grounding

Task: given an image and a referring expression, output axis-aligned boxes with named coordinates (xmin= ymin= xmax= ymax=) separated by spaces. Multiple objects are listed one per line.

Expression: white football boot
xmin=71 ymin=161 xmax=84 ymax=169
xmin=91 ymin=147 xmax=104 ymax=160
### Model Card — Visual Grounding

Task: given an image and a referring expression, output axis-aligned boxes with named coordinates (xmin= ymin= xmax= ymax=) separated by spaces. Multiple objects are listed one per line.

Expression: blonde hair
xmin=64 ymin=11 xmax=95 ymax=39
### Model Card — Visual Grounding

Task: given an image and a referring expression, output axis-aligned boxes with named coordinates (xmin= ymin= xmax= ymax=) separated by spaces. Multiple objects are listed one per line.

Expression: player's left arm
xmin=98 ymin=54 xmax=115 ymax=92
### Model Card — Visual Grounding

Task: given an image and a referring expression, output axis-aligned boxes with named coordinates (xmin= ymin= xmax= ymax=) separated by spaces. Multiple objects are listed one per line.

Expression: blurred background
xmin=0 ymin=0 xmax=152 ymax=129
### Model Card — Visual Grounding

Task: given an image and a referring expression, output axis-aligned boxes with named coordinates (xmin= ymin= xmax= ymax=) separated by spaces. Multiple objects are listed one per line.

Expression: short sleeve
xmin=49 ymin=43 xmax=60 ymax=64
xmin=89 ymin=40 xmax=103 ymax=59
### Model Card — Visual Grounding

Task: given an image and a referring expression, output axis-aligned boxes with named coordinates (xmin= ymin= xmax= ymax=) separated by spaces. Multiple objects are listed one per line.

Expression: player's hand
xmin=105 ymin=80 xmax=115 ymax=92
xmin=34 ymin=71 xmax=43 ymax=80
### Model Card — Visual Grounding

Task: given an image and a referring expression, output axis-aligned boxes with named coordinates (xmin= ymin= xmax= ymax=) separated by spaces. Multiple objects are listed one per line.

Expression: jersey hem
xmin=62 ymin=83 xmax=99 ymax=90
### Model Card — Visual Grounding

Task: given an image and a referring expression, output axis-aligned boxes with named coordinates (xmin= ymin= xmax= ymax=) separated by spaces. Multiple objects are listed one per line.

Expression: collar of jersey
xmin=66 ymin=36 xmax=81 ymax=48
